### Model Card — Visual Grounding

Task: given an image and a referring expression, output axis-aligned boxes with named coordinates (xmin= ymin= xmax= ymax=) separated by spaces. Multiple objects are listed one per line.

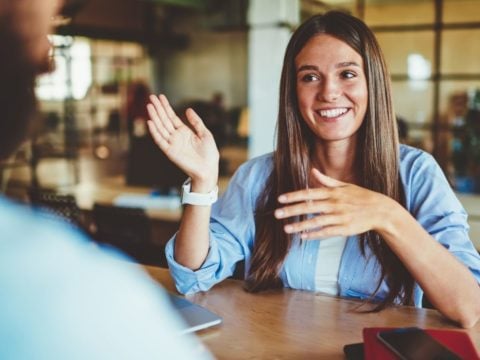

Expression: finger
xmin=148 ymin=96 xmax=172 ymax=135
xmin=147 ymin=120 xmax=170 ymax=151
xmin=147 ymin=104 xmax=171 ymax=139
xmin=311 ymin=168 xmax=345 ymax=187
xmin=300 ymin=225 xmax=347 ymax=240
xmin=274 ymin=200 xmax=335 ymax=219
xmin=278 ymin=188 xmax=331 ymax=204
xmin=283 ymin=214 xmax=341 ymax=234
xmin=149 ymin=95 xmax=175 ymax=134
xmin=159 ymin=94 xmax=183 ymax=129
xmin=185 ymin=108 xmax=208 ymax=136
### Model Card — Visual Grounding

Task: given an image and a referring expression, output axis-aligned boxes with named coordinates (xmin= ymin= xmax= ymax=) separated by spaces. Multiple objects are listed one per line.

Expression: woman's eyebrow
xmin=336 ymin=61 xmax=361 ymax=68
xmin=297 ymin=61 xmax=361 ymax=73
xmin=297 ymin=64 xmax=318 ymax=72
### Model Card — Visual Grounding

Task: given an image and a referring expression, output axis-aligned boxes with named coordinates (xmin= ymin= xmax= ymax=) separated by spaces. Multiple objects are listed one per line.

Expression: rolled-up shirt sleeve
xmin=166 ymin=154 xmax=272 ymax=294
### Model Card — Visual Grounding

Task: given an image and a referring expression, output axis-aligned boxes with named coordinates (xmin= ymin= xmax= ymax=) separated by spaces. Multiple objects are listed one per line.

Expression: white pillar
xmin=247 ymin=0 xmax=300 ymax=158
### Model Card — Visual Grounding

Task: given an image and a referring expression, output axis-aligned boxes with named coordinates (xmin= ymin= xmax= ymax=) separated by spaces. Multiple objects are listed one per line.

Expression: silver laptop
xmin=168 ymin=293 xmax=222 ymax=334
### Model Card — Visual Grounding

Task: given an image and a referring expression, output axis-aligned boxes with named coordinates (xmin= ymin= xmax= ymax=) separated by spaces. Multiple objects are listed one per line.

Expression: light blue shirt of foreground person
xmin=166 ymin=145 xmax=480 ymax=307
xmin=0 ymin=197 xmax=212 ymax=360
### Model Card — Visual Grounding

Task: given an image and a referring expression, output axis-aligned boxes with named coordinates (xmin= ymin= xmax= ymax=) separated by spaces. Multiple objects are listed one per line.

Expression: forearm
xmin=379 ymin=203 xmax=480 ymax=328
xmin=274 ymin=169 xmax=480 ymax=327
xmin=174 ymin=205 xmax=211 ymax=270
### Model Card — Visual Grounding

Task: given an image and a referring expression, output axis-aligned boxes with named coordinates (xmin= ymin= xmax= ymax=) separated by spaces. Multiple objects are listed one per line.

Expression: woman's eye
xmin=301 ymin=74 xmax=318 ymax=82
xmin=341 ymin=70 xmax=356 ymax=79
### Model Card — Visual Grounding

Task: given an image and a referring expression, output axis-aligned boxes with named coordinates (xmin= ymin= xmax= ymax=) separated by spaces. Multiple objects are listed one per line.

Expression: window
xmin=36 ymin=36 xmax=92 ymax=101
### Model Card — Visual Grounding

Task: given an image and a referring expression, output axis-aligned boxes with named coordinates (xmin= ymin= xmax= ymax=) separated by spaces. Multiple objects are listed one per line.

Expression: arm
xmin=147 ymin=94 xmax=219 ymax=270
xmin=381 ymin=201 xmax=480 ymax=328
xmin=165 ymin=158 xmax=266 ymax=294
xmin=275 ymin=168 xmax=480 ymax=328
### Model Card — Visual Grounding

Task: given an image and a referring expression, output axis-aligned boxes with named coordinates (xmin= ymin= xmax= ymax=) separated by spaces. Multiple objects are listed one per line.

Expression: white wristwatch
xmin=181 ymin=178 xmax=218 ymax=206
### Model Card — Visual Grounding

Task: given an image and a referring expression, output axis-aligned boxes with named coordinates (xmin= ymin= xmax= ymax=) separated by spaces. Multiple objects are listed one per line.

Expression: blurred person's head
xmin=0 ymin=0 xmax=62 ymax=159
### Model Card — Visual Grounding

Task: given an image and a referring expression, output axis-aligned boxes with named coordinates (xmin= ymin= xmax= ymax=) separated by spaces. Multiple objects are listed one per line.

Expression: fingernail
xmin=274 ymin=209 xmax=284 ymax=218
xmin=284 ymin=225 xmax=293 ymax=233
xmin=278 ymin=195 xmax=286 ymax=202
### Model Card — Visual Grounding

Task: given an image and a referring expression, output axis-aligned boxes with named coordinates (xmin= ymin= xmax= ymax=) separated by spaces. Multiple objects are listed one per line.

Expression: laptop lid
xmin=168 ymin=293 xmax=222 ymax=334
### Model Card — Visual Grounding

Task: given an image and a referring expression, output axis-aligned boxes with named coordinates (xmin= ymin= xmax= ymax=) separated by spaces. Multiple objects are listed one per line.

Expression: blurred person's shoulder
xmin=0 ymin=195 xmax=212 ymax=359
xmin=0 ymin=194 xmax=159 ymax=302
xmin=0 ymin=194 xmax=155 ymax=305
xmin=0 ymin=195 xmax=102 ymax=261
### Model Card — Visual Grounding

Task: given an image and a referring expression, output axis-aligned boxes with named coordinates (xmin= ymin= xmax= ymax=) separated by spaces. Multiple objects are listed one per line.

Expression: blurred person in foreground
xmin=0 ymin=1 xmax=211 ymax=359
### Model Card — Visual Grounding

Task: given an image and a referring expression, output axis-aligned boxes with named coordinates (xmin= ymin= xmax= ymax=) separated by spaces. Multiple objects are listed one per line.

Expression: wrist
xmin=375 ymin=197 xmax=406 ymax=239
xmin=190 ymin=174 xmax=218 ymax=193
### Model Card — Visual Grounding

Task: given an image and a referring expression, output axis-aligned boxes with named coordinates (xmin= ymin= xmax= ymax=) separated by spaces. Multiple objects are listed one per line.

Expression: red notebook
xmin=363 ymin=327 xmax=479 ymax=360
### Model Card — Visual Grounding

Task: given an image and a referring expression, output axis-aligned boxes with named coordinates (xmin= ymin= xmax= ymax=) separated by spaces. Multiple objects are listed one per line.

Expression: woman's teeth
xmin=318 ymin=108 xmax=348 ymax=118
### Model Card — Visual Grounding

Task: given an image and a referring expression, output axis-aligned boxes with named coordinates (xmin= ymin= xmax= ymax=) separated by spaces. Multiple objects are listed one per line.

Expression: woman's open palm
xmin=147 ymin=94 xmax=219 ymax=181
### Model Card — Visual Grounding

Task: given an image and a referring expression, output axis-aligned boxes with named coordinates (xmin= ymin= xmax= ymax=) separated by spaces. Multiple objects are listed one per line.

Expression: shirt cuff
xmin=165 ymin=234 xmax=221 ymax=294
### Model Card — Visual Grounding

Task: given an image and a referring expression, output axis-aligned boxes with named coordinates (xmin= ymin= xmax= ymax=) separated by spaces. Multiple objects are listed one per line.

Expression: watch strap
xmin=181 ymin=178 xmax=218 ymax=206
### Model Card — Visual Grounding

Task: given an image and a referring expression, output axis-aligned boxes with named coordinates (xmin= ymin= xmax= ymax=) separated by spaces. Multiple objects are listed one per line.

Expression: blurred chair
xmin=28 ymin=188 xmax=86 ymax=232
xmin=91 ymin=203 xmax=165 ymax=266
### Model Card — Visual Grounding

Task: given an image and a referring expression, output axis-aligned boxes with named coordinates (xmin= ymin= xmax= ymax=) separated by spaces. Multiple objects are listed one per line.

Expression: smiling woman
xmin=146 ymin=10 xmax=480 ymax=328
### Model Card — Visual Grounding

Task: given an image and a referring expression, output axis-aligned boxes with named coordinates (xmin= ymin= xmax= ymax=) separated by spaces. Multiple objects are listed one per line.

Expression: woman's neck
xmin=311 ymin=139 xmax=358 ymax=184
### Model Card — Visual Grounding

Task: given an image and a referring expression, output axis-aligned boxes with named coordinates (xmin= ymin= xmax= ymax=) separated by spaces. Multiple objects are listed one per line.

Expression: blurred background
xmin=2 ymin=0 xmax=480 ymax=263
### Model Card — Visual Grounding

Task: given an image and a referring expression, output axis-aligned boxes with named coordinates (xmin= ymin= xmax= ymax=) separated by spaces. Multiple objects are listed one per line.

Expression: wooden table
xmin=144 ymin=267 xmax=480 ymax=359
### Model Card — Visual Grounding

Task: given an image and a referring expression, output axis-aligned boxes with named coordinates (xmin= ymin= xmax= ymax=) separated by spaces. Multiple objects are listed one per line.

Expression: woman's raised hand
xmin=274 ymin=168 xmax=396 ymax=239
xmin=147 ymin=94 xmax=219 ymax=189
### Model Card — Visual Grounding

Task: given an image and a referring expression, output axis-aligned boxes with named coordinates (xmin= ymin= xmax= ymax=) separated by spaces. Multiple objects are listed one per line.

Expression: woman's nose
xmin=317 ymin=78 xmax=341 ymax=102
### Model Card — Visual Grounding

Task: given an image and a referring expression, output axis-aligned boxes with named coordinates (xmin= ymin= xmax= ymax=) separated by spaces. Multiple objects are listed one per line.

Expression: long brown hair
xmin=247 ymin=11 xmax=411 ymax=310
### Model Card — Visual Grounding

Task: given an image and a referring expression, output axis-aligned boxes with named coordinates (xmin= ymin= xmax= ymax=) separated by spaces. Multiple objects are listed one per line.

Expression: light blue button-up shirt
xmin=166 ymin=145 xmax=480 ymax=307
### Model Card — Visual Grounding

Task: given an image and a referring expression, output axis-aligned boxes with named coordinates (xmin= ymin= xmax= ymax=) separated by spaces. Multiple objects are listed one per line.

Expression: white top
xmin=314 ymin=236 xmax=347 ymax=295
